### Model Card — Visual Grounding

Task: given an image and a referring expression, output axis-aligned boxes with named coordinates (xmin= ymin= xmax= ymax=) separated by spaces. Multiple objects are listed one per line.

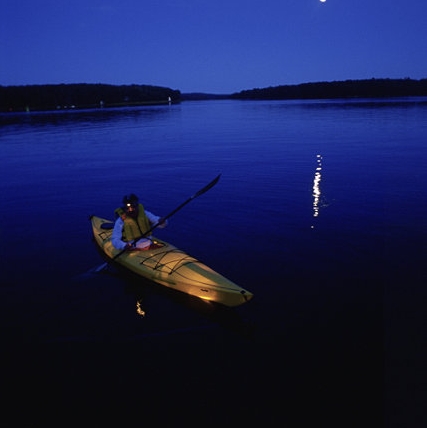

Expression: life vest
xmin=114 ymin=203 xmax=152 ymax=242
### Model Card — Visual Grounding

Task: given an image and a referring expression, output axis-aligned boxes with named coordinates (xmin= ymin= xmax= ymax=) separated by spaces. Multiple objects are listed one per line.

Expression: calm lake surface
xmin=1 ymin=98 xmax=426 ymax=426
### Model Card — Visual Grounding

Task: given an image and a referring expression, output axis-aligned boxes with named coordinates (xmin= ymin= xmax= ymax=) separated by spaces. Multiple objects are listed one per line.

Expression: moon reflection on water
xmin=312 ymin=154 xmax=323 ymax=227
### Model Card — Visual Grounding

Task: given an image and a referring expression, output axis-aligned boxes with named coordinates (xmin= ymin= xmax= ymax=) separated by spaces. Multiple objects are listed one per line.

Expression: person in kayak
xmin=111 ymin=193 xmax=167 ymax=251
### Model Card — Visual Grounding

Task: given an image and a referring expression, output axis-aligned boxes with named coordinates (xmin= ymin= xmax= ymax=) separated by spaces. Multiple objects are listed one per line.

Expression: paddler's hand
xmin=157 ymin=217 xmax=167 ymax=228
xmin=125 ymin=242 xmax=135 ymax=251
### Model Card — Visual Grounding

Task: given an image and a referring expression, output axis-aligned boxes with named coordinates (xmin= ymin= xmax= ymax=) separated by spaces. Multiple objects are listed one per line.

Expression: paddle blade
xmin=194 ymin=173 xmax=221 ymax=198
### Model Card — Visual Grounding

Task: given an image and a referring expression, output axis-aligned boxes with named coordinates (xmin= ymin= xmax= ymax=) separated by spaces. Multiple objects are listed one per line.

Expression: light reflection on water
xmin=312 ymin=154 xmax=323 ymax=222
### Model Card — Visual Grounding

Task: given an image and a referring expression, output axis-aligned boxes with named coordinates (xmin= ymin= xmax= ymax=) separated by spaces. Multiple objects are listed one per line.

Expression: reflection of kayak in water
xmin=90 ymin=215 xmax=254 ymax=307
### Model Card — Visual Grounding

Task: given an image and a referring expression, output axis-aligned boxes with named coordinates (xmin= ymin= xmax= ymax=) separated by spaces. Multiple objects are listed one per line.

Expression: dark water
xmin=1 ymin=98 xmax=426 ymax=426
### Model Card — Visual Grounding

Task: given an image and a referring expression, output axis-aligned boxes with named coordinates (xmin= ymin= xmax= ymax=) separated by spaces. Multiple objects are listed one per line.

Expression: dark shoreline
xmin=0 ymin=83 xmax=180 ymax=113
xmin=1 ymin=78 xmax=427 ymax=112
xmin=230 ymin=77 xmax=427 ymax=100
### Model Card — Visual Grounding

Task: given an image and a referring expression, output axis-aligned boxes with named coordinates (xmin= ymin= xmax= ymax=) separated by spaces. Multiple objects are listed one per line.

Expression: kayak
xmin=90 ymin=215 xmax=253 ymax=307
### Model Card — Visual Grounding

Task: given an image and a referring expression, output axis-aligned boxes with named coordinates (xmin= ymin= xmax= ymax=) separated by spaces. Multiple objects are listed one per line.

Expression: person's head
xmin=122 ymin=194 xmax=139 ymax=218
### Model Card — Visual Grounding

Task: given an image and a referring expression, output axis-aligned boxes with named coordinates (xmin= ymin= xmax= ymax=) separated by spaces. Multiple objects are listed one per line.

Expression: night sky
xmin=2 ymin=0 xmax=426 ymax=93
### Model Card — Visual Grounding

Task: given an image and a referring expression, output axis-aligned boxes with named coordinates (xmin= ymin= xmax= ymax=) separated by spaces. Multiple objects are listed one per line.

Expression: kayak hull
xmin=90 ymin=216 xmax=253 ymax=307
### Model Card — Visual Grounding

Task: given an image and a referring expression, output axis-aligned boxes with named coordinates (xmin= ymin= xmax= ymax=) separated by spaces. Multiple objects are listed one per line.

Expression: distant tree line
xmin=2 ymin=79 xmax=426 ymax=111
xmin=0 ymin=83 xmax=181 ymax=112
xmin=231 ymin=78 xmax=427 ymax=100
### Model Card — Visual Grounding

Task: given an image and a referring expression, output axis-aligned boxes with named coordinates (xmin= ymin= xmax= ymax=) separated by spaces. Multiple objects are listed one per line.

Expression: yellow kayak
xmin=90 ymin=215 xmax=253 ymax=307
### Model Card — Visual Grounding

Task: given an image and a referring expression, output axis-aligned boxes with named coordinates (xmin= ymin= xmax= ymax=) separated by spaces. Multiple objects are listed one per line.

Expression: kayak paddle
xmin=111 ymin=173 xmax=221 ymax=262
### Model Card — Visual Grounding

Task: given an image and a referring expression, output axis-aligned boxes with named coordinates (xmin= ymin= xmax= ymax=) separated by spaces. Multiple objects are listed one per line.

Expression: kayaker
xmin=111 ymin=193 xmax=167 ymax=251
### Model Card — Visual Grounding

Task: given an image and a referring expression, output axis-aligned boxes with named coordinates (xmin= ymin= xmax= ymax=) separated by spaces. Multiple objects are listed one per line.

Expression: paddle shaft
xmin=112 ymin=174 xmax=221 ymax=261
